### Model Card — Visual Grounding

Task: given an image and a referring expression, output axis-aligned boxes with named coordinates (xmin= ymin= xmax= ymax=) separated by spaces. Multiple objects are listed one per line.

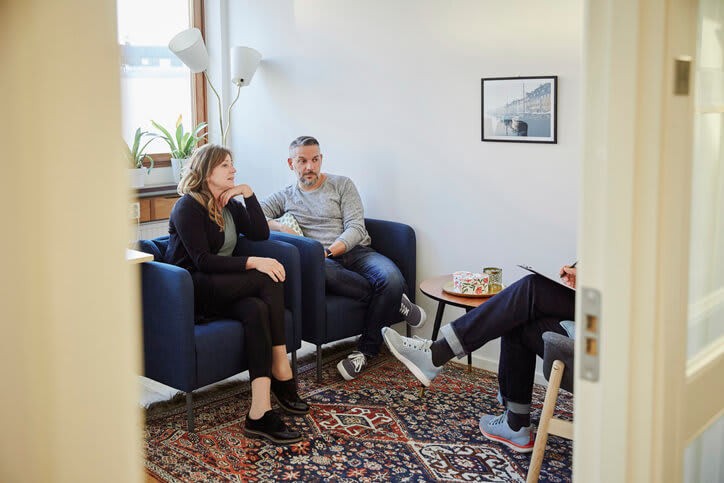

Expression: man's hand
xmin=246 ymin=256 xmax=286 ymax=282
xmin=219 ymin=184 xmax=254 ymax=207
xmin=559 ymin=265 xmax=577 ymax=289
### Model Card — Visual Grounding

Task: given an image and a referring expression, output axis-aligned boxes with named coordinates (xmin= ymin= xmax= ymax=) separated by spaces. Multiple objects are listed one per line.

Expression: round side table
xmin=419 ymin=274 xmax=496 ymax=371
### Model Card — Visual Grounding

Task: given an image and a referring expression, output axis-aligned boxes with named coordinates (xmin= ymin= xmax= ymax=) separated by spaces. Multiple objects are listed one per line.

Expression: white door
xmin=574 ymin=0 xmax=724 ymax=481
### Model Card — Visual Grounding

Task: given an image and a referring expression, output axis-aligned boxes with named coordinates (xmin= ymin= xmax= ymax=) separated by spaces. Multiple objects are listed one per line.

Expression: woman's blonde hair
xmin=177 ymin=144 xmax=232 ymax=231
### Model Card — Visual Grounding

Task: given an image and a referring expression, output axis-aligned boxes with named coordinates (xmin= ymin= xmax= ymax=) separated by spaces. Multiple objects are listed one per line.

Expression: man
xmin=261 ymin=135 xmax=426 ymax=381
xmin=382 ymin=265 xmax=577 ymax=453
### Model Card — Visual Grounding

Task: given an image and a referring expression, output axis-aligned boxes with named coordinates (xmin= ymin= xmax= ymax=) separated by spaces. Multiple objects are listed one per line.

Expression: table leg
xmin=465 ymin=307 xmax=473 ymax=372
xmin=430 ymin=302 xmax=446 ymax=340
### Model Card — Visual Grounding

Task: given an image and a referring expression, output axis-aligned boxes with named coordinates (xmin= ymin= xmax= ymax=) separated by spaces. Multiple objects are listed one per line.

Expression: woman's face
xmin=206 ymin=154 xmax=236 ymax=192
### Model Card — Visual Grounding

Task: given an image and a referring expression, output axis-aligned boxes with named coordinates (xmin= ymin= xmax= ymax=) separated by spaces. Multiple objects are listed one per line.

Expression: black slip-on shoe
xmin=243 ymin=409 xmax=302 ymax=445
xmin=271 ymin=377 xmax=310 ymax=415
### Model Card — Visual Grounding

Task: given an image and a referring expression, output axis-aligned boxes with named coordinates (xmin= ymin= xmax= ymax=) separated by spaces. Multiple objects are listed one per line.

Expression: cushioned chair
xmin=137 ymin=235 xmax=302 ymax=433
xmin=526 ymin=330 xmax=575 ymax=483
xmin=270 ymin=218 xmax=416 ymax=383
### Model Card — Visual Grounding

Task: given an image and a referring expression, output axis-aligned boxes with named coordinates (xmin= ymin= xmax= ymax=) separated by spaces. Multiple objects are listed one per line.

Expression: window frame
xmin=139 ymin=0 xmax=207 ymax=169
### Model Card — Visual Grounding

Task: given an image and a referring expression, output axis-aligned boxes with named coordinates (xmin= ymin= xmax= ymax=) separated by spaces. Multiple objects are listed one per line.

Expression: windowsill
xmin=136 ymin=184 xmax=178 ymax=197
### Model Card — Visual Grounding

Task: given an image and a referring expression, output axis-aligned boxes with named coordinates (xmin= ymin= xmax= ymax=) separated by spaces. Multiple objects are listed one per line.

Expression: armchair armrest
xmin=365 ymin=218 xmax=417 ymax=302
xmin=140 ymin=261 xmax=196 ymax=392
xmin=268 ymin=232 xmax=326 ymax=342
xmin=234 ymin=237 xmax=302 ymax=348
xmin=542 ymin=331 xmax=575 ymax=393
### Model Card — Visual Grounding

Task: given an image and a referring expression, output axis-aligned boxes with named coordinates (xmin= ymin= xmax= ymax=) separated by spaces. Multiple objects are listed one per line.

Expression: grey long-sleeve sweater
xmin=260 ymin=174 xmax=371 ymax=250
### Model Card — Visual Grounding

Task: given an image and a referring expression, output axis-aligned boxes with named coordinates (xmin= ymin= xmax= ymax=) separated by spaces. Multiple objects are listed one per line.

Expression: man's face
xmin=288 ymin=144 xmax=322 ymax=187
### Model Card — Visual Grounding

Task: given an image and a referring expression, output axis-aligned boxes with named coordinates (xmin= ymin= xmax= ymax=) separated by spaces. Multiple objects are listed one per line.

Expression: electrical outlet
xmin=129 ymin=202 xmax=140 ymax=220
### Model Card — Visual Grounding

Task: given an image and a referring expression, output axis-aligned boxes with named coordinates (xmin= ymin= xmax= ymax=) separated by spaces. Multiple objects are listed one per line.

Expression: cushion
xmin=275 ymin=212 xmax=304 ymax=236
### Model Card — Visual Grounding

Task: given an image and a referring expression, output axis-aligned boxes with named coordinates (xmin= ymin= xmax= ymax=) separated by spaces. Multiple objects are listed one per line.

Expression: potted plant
xmin=151 ymin=115 xmax=208 ymax=183
xmin=124 ymin=128 xmax=154 ymax=188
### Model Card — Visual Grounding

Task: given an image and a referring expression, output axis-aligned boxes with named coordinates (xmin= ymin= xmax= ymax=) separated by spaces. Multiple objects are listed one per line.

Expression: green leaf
xmin=192 ymin=122 xmax=208 ymax=137
xmin=131 ymin=127 xmax=142 ymax=155
xmin=151 ymin=120 xmax=177 ymax=152
xmin=143 ymin=154 xmax=154 ymax=173
xmin=175 ymin=122 xmax=184 ymax=155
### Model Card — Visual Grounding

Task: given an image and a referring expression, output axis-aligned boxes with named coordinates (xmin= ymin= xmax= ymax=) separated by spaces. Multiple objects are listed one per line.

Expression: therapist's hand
xmin=559 ymin=265 xmax=577 ymax=289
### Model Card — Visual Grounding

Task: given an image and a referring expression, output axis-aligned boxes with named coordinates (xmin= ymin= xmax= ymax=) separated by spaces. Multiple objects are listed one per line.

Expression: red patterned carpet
xmin=144 ymin=346 xmax=573 ymax=482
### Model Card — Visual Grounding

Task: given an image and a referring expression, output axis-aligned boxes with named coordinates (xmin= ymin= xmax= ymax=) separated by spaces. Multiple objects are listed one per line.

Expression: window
xmin=117 ymin=0 xmax=206 ymax=167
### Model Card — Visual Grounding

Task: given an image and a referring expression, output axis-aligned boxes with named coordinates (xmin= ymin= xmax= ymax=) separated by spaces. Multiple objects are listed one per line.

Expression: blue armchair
xmin=269 ymin=218 xmax=416 ymax=382
xmin=137 ymin=235 xmax=302 ymax=432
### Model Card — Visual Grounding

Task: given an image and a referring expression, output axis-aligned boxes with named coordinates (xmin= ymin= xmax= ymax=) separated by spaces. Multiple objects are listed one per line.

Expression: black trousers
xmin=443 ymin=274 xmax=574 ymax=409
xmin=192 ymin=269 xmax=285 ymax=381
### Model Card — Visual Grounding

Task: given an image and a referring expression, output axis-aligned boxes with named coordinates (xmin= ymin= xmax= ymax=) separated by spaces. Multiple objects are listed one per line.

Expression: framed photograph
xmin=481 ymin=76 xmax=557 ymax=143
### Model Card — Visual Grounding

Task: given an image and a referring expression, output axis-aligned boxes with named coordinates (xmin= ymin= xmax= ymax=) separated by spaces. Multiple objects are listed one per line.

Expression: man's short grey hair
xmin=289 ymin=136 xmax=320 ymax=156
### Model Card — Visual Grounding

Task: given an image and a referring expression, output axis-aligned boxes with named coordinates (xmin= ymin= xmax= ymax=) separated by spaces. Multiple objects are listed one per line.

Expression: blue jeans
xmin=441 ymin=274 xmax=574 ymax=410
xmin=324 ymin=245 xmax=406 ymax=356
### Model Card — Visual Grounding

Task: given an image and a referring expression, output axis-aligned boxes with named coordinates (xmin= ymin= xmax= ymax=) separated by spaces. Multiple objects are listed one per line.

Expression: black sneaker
xmin=271 ymin=377 xmax=310 ymax=415
xmin=243 ymin=409 xmax=302 ymax=445
xmin=336 ymin=351 xmax=368 ymax=381
xmin=400 ymin=293 xmax=427 ymax=328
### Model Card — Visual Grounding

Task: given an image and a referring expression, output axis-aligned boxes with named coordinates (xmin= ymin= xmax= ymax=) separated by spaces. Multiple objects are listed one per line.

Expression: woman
xmin=165 ymin=144 xmax=308 ymax=445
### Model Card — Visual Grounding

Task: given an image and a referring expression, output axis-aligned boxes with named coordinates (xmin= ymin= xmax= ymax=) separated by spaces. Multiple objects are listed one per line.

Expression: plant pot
xmin=128 ymin=167 xmax=145 ymax=188
xmin=171 ymin=157 xmax=189 ymax=183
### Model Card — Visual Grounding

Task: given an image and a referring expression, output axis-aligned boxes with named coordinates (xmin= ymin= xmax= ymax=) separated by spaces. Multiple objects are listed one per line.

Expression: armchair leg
xmin=291 ymin=350 xmax=298 ymax=389
xmin=526 ymin=360 xmax=565 ymax=483
xmin=186 ymin=392 xmax=195 ymax=433
xmin=317 ymin=344 xmax=322 ymax=384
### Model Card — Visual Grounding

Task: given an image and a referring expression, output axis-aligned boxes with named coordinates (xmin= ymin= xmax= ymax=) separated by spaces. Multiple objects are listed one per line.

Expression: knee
xmin=376 ymin=269 xmax=405 ymax=295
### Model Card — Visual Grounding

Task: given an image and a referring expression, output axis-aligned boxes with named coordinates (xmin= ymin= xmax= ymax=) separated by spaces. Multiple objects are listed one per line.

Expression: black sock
xmin=506 ymin=410 xmax=530 ymax=431
xmin=431 ymin=339 xmax=455 ymax=367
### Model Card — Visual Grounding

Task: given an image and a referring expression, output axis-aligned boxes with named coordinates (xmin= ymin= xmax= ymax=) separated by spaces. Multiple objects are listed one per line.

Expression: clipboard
xmin=517 ymin=264 xmax=575 ymax=291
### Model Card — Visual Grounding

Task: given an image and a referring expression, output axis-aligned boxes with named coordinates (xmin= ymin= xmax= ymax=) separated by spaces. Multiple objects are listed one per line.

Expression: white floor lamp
xmin=168 ymin=28 xmax=261 ymax=147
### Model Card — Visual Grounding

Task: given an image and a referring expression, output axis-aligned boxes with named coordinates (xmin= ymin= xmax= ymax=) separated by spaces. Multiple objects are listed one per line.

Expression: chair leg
xmin=186 ymin=392 xmax=195 ymax=433
xmin=316 ymin=344 xmax=322 ymax=384
xmin=291 ymin=350 xmax=298 ymax=390
xmin=526 ymin=360 xmax=565 ymax=483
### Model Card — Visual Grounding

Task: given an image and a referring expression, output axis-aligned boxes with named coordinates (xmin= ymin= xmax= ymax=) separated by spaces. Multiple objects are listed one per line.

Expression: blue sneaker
xmin=479 ymin=411 xmax=534 ymax=453
xmin=382 ymin=328 xmax=442 ymax=386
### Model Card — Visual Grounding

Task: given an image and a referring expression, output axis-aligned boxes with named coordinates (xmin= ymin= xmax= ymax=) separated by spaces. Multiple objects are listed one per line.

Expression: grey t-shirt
xmin=260 ymin=174 xmax=371 ymax=250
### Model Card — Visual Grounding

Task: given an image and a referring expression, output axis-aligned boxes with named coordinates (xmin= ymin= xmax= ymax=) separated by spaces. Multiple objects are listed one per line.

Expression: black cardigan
xmin=165 ymin=193 xmax=270 ymax=273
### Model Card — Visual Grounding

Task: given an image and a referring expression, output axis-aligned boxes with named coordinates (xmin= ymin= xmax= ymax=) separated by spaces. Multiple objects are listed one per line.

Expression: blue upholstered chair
xmin=137 ymin=235 xmax=302 ymax=432
xmin=269 ymin=218 xmax=416 ymax=382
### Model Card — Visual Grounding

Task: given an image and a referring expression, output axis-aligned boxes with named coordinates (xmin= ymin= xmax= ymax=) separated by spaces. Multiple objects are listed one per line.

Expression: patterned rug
xmin=144 ymin=346 xmax=573 ymax=482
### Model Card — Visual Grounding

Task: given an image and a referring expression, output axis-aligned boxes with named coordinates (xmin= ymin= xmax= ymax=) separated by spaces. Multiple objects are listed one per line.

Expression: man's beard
xmin=299 ymin=172 xmax=319 ymax=186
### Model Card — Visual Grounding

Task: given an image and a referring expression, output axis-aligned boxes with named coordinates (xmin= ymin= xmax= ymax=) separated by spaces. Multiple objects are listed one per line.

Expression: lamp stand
xmin=204 ymin=72 xmax=242 ymax=147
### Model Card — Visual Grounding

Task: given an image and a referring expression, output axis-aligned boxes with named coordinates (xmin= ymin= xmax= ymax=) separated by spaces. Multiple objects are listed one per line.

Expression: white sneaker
xmin=382 ymin=327 xmax=442 ymax=386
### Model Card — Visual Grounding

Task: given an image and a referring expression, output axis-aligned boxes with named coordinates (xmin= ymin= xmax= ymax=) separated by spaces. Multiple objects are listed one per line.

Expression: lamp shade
xmin=230 ymin=46 xmax=262 ymax=87
xmin=168 ymin=28 xmax=209 ymax=73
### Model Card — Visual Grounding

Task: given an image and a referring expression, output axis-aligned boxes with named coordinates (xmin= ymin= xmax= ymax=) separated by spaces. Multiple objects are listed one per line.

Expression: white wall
xmin=207 ymin=0 xmax=582 ymax=368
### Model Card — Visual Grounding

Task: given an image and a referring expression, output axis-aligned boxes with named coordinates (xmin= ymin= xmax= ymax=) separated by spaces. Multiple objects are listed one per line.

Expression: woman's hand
xmin=218 ymin=184 xmax=254 ymax=208
xmin=559 ymin=265 xmax=577 ymax=289
xmin=246 ymin=256 xmax=285 ymax=282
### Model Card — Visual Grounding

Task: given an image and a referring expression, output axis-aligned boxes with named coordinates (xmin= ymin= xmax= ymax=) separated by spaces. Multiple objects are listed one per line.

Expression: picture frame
xmin=481 ymin=76 xmax=557 ymax=144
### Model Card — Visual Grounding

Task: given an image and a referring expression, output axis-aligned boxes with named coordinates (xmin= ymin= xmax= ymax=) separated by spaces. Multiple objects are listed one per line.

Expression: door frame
xmin=574 ymin=0 xmax=723 ymax=481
